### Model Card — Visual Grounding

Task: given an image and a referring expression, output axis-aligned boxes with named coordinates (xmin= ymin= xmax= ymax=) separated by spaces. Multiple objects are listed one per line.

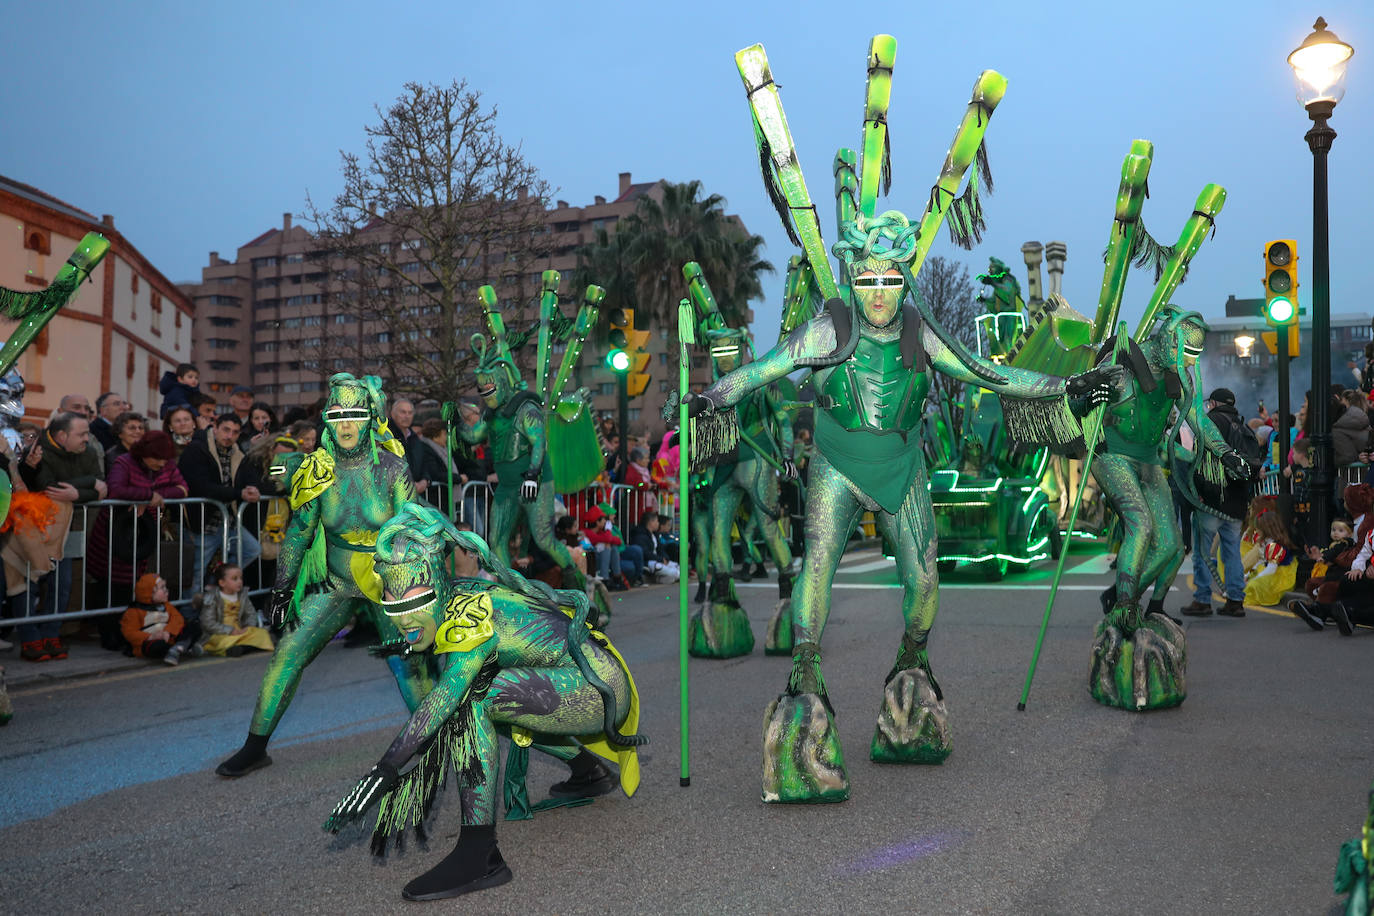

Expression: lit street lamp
xmin=1289 ymin=16 xmax=1353 ymax=540
xmin=1233 ymin=331 xmax=1256 ymax=360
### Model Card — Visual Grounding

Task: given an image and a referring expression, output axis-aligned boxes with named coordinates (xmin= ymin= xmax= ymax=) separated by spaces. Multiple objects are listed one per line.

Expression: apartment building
xmin=182 ymin=172 xmax=746 ymax=440
xmin=0 ymin=175 xmax=193 ymax=420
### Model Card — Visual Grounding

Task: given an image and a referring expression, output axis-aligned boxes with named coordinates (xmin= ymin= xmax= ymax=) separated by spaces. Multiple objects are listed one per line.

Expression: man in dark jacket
xmin=16 ymin=411 xmax=107 ymax=659
xmin=90 ymin=392 xmax=128 ymax=451
xmin=1182 ymin=388 xmax=1254 ymax=618
xmin=178 ymin=413 xmax=261 ymax=592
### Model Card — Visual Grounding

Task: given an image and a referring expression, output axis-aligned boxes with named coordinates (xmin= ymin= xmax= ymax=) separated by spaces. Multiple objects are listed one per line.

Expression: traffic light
xmin=1262 ymin=239 xmax=1299 ymax=327
xmin=606 ymin=308 xmax=651 ymax=396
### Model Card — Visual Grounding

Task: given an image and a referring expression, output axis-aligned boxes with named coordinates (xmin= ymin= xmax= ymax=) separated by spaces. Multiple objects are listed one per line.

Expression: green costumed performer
xmin=685 ymin=263 xmax=798 ymax=658
xmin=457 ymin=283 xmax=601 ymax=620
xmin=324 ymin=502 xmax=645 ymax=901
xmin=681 ymin=37 xmax=1121 ymax=803
xmin=1008 ymin=140 xmax=1246 ymax=712
xmin=216 ymin=373 xmax=436 ymax=777
xmin=1086 ymin=306 xmax=1250 ymax=709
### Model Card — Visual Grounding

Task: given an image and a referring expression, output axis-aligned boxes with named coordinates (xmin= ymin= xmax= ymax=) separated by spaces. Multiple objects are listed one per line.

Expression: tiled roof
xmin=0 ymin=174 xmax=101 ymax=225
xmin=613 ymin=181 xmax=658 ymax=204
xmin=242 ymin=227 xmax=279 ymax=247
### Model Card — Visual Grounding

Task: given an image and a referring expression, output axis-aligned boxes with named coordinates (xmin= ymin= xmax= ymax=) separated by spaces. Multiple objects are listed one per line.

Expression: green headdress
xmin=320 ymin=372 xmax=404 ymax=460
xmin=472 ymin=285 xmax=526 ymax=402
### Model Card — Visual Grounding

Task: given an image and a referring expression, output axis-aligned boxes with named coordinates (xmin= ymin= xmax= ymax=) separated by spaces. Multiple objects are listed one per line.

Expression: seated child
xmin=1290 ymin=483 xmax=1374 ymax=631
xmin=581 ymin=503 xmax=627 ymax=590
xmin=1244 ymin=508 xmax=1298 ymax=607
xmin=192 ymin=563 xmax=274 ymax=657
xmin=159 ymin=362 xmax=201 ymax=419
xmin=121 ymin=573 xmax=202 ymax=665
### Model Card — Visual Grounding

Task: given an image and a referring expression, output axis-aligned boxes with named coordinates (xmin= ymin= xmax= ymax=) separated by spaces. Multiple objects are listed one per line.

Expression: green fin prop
xmin=0 ymin=232 xmax=108 ymax=377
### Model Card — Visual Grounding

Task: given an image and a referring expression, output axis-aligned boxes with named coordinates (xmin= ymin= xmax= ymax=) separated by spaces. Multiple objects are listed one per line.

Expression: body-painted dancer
xmin=324 ymin=503 xmax=644 ymax=901
xmin=217 ymin=373 xmax=434 ymax=777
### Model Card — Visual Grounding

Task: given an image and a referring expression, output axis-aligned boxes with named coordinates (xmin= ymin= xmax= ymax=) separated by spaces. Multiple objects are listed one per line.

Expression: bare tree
xmin=305 ymin=80 xmax=553 ymax=403
xmin=916 ymin=255 xmax=980 ymax=405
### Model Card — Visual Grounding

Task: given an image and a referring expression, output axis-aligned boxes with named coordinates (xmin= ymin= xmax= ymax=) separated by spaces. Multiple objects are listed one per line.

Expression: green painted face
xmin=322 ymin=376 xmax=377 ymax=454
xmin=476 ymin=369 xmax=512 ymax=409
xmin=379 ymin=559 xmax=446 ymax=651
xmin=852 ymin=267 xmax=905 ymax=327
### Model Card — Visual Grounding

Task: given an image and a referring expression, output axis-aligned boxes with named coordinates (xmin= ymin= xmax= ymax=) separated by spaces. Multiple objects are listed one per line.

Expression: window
xmin=658 ymin=352 xmax=670 ymax=365
xmin=285 ymin=253 xmax=305 ymax=263
xmin=207 ymin=295 xmax=240 ymax=306
xmin=302 ymin=337 xmax=322 ymax=348
xmin=255 ymin=342 xmax=281 ymax=353
xmin=402 ymin=261 xmax=421 ymax=274
xmin=208 ymin=360 xmax=237 ymax=371
xmin=627 ymin=408 xmax=641 ymax=421
xmin=253 ymin=256 xmax=278 ymax=268
xmin=332 ymin=314 xmax=354 ymax=325
xmin=24 ymin=226 xmax=51 ymax=256
xmin=302 ymin=380 xmax=323 ymax=392
xmin=207 ymin=338 xmax=238 ymax=350
xmin=209 ymin=316 xmax=239 ymax=327
xmin=598 ymin=382 xmax=615 ymax=396
xmin=377 ymin=332 xmax=391 ymax=343
xmin=255 ymin=277 xmax=280 ymax=289
xmin=659 ymin=379 xmax=670 ymax=392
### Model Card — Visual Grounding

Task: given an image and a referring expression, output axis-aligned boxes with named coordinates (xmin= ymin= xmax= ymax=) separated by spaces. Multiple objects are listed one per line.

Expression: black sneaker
xmin=1180 ymin=601 xmax=1214 ymax=617
xmin=1287 ymin=599 xmax=1324 ymax=631
xmin=1217 ymin=600 xmax=1246 ymax=618
xmin=1330 ymin=601 xmax=1355 ymax=636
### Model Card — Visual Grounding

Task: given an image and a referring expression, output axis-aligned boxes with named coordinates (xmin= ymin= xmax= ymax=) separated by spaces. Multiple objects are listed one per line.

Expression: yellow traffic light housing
xmin=1263 ymin=239 xmax=1299 ymax=327
xmin=606 ymin=307 xmax=651 ymax=396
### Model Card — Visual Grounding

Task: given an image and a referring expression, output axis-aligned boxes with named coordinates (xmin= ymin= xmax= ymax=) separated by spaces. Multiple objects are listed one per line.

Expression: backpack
xmin=1213 ymin=410 xmax=1266 ymax=476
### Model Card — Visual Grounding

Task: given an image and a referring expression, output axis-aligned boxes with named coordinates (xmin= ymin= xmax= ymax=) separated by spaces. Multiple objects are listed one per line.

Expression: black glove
xmin=687 ymin=393 xmax=717 ymax=419
xmin=323 ymin=762 xmax=399 ymax=832
xmin=267 ymin=587 xmax=293 ymax=628
xmin=520 ymin=469 xmax=540 ymax=503
xmin=1066 ymin=364 xmax=1123 ymax=409
xmin=1220 ymin=450 xmax=1254 ymax=481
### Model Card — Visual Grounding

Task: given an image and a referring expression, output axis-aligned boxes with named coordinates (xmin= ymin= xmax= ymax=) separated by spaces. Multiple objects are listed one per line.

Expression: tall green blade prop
xmin=735 ymin=43 xmax=840 ymax=301
xmin=677 ymin=297 xmax=695 ymax=787
xmin=1133 ymin=185 xmax=1228 ymax=340
xmin=0 ymin=232 xmax=108 ymax=376
xmin=535 ymin=269 xmax=560 ymax=402
xmin=857 ymin=35 xmax=896 ymax=218
xmin=548 ymin=285 xmax=604 ymax=403
xmin=1091 ymin=141 xmax=1154 ymax=345
xmin=1017 ymin=324 xmax=1128 ymax=711
xmin=907 ymin=70 xmax=1006 ymax=278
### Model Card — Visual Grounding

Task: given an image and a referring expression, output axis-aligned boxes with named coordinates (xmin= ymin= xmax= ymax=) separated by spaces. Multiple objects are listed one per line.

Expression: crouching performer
xmin=324 ymin=502 xmax=645 ymax=901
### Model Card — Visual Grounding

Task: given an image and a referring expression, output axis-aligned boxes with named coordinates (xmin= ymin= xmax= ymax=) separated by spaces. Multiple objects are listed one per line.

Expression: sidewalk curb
xmin=2 ymin=649 xmax=152 ymax=690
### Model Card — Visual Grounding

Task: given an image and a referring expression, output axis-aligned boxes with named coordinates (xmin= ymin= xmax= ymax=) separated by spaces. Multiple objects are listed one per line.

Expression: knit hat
xmin=1207 ymin=388 xmax=1236 ymax=406
xmin=131 ymin=430 xmax=176 ymax=462
xmin=1343 ymin=483 xmax=1374 ymax=518
xmin=134 ymin=572 xmax=162 ymax=604
xmin=596 ymin=502 xmax=616 ymax=517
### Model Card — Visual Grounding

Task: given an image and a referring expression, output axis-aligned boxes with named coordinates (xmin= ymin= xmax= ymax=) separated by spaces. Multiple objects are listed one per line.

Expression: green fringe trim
xmin=286 ymin=528 xmax=327 ymax=629
xmin=369 ymin=654 xmax=500 ymax=856
xmin=688 ymin=409 xmax=739 ymax=473
xmin=999 ymin=396 xmax=1087 ymax=457
xmin=1100 ymin=219 xmax=1182 ymax=285
xmin=1196 ymin=449 xmax=1227 ymax=486
xmin=946 ymin=144 xmax=993 ymax=251
xmin=0 ymin=270 xmax=79 ymax=322
xmin=755 ymin=121 xmax=802 ymax=248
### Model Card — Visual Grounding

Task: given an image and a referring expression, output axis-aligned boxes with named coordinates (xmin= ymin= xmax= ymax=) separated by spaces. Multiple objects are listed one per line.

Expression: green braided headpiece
xmin=321 ymin=373 xmax=386 ymax=456
xmin=831 ymin=210 xmax=921 ymax=279
xmin=471 ymin=332 xmax=523 ymax=393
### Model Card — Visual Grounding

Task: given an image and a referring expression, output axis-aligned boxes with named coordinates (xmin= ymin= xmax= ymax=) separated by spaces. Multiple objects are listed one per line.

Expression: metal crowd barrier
xmin=1 ymin=496 xmax=233 ymax=627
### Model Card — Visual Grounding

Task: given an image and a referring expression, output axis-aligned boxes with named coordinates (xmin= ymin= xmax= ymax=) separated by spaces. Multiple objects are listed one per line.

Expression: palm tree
xmin=571 ymin=181 xmax=773 ymax=335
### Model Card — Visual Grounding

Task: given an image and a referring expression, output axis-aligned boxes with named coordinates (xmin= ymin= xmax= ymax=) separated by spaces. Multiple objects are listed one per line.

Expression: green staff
xmin=677 ymin=297 xmax=694 ymax=787
xmin=1017 ymin=324 xmax=1126 ymax=710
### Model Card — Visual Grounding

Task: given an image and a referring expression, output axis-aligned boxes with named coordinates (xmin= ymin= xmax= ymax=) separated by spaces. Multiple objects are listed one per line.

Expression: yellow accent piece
xmin=289 ymin=449 xmax=335 ymax=509
xmin=434 ymin=592 xmax=497 ymax=654
xmin=577 ymin=630 xmax=642 ymax=798
xmin=374 ymin=419 xmax=407 ymax=459
xmin=340 ymin=530 xmax=378 ymax=548
xmin=349 ymin=549 xmax=383 ymax=602
xmin=510 ymin=726 xmax=534 ymax=748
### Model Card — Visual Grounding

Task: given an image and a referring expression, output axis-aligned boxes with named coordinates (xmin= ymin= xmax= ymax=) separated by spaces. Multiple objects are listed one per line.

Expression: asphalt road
xmin=1 ymin=547 xmax=1369 ymax=915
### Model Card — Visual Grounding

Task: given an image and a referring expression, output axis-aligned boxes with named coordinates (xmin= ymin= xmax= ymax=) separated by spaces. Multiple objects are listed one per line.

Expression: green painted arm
xmin=273 ymin=492 xmax=320 ymax=590
xmin=923 ymin=321 xmax=1064 ymax=399
xmin=517 ymin=400 xmax=546 ymax=471
xmin=705 ymin=319 xmax=831 ymax=410
xmin=379 ymin=637 xmax=497 ymax=770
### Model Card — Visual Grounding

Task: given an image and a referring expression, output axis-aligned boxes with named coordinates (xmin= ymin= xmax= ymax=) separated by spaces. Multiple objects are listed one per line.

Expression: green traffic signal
xmin=1266 ymin=296 xmax=1295 ymax=324
xmin=606 ymin=349 xmax=631 ymax=372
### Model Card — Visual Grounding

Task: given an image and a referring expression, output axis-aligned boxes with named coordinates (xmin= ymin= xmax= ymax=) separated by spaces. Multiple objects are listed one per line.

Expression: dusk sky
xmin=5 ymin=1 xmax=1370 ymax=340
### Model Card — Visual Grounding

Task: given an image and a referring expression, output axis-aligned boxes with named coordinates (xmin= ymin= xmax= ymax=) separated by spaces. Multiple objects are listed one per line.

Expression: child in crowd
xmin=1289 ymin=484 xmax=1373 ymax=631
xmin=1244 ymin=508 xmax=1298 ymax=607
xmin=120 ymin=573 xmax=202 ymax=665
xmin=192 ymin=563 xmax=273 ymax=657
xmin=159 ymin=362 xmax=201 ymax=419
xmin=581 ymin=503 xmax=628 ymax=591
xmin=555 ymin=514 xmax=590 ymax=576
xmin=1288 ymin=439 xmax=1314 ymax=541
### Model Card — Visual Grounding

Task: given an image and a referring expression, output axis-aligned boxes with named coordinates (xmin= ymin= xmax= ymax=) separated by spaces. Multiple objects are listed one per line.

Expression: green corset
xmin=820 ymin=331 xmax=928 ymax=434
xmin=1103 ymin=376 xmax=1173 ymax=463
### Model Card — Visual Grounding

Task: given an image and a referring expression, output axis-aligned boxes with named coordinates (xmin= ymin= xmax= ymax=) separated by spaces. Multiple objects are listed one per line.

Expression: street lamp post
xmin=1289 ymin=16 xmax=1353 ymax=540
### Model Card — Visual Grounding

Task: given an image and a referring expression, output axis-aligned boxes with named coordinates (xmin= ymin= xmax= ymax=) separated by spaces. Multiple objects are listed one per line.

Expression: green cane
xmin=441 ymin=401 xmax=456 ymax=523
xmin=677 ymin=297 xmax=694 ymax=787
xmin=1017 ymin=323 xmax=1126 ymax=711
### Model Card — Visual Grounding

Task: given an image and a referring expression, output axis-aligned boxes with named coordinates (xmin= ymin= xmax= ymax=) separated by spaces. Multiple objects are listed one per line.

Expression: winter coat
xmin=159 ymin=370 xmax=199 ymax=418
xmin=1199 ymin=404 xmax=1253 ymax=522
xmin=628 ymin=523 xmax=661 ymax=562
xmin=177 ymin=436 xmax=248 ymax=528
xmin=90 ymin=416 xmax=116 ymax=451
xmin=87 ymin=453 xmax=189 ymax=584
xmin=1332 ymin=405 xmax=1371 ymax=467
xmin=581 ymin=506 xmax=622 ymax=547
xmin=120 ymin=600 xmax=187 ymax=658
xmin=192 ymin=586 xmax=261 ymax=638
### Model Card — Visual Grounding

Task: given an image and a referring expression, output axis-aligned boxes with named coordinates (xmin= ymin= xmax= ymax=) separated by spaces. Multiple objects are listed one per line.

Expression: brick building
xmin=0 ymin=175 xmax=193 ymax=420
xmin=182 ymin=172 xmax=745 ymax=441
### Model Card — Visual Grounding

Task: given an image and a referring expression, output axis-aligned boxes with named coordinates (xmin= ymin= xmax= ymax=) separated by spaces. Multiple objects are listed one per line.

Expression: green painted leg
xmin=688 ymin=574 xmax=755 ymax=658
xmin=764 ymin=571 xmax=794 ymax=656
xmin=1089 ymin=611 xmax=1187 ymax=711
